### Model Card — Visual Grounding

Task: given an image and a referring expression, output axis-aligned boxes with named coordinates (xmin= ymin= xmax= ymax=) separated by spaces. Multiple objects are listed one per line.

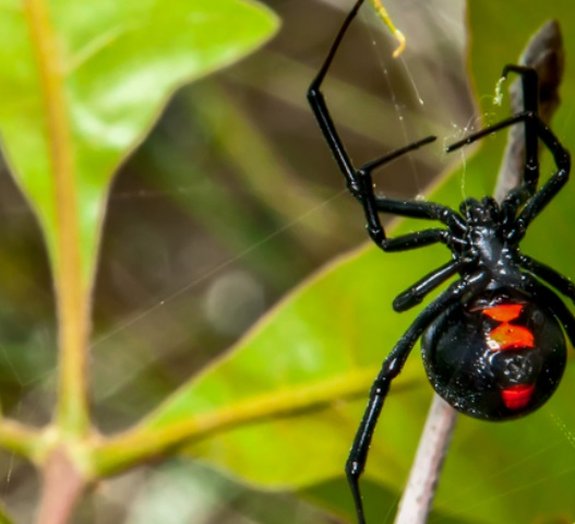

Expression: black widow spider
xmin=307 ymin=0 xmax=575 ymax=522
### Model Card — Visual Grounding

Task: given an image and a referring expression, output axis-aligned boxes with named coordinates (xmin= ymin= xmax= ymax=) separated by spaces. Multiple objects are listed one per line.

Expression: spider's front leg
xmin=307 ymin=0 xmax=454 ymax=253
xmin=447 ymin=110 xmax=570 ymax=242
xmin=307 ymin=0 xmax=368 ymax=191
xmin=352 ymin=157 xmax=454 ymax=253
xmin=346 ymin=272 xmax=488 ymax=524
xmin=500 ymin=65 xmax=541 ymax=197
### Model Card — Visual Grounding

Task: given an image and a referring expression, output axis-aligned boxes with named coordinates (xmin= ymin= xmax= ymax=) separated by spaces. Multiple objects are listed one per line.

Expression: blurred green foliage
xmin=135 ymin=0 xmax=575 ymax=523
xmin=0 ymin=0 xmax=574 ymax=523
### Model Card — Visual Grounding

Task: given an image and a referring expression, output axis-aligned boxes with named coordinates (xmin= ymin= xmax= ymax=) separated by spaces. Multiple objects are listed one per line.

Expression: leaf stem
xmin=90 ymin=368 xmax=418 ymax=477
xmin=24 ymin=0 xmax=90 ymax=435
xmin=35 ymin=447 xmax=86 ymax=524
xmin=0 ymin=418 xmax=42 ymax=461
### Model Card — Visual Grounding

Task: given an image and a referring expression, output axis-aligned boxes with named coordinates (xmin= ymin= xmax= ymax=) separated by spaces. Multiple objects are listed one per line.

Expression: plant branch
xmin=394 ymin=395 xmax=456 ymax=523
xmin=0 ymin=418 xmax=43 ymax=461
xmin=35 ymin=447 xmax=87 ymax=524
xmin=90 ymin=367 xmax=417 ymax=477
xmin=394 ymin=20 xmax=563 ymax=524
xmin=24 ymin=0 xmax=90 ymax=436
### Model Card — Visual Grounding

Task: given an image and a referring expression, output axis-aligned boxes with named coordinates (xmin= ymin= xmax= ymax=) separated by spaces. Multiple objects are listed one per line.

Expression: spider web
xmin=1 ymin=0 xmax=574 ymax=522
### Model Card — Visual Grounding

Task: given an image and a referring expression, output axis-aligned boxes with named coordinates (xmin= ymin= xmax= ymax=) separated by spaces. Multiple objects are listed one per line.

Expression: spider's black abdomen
xmin=421 ymin=292 xmax=566 ymax=420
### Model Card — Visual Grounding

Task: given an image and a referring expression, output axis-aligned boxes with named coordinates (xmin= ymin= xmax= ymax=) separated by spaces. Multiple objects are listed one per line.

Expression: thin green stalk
xmin=0 ymin=418 xmax=43 ymax=462
xmin=90 ymin=367 xmax=419 ymax=477
xmin=24 ymin=0 xmax=90 ymax=436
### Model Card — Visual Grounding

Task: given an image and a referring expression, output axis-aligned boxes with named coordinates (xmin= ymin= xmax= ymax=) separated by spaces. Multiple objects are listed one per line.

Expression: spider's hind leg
xmin=524 ymin=274 xmax=575 ymax=347
xmin=501 ymin=64 xmax=539 ymax=114
xmin=501 ymin=65 xmax=540 ymax=196
xmin=392 ymin=258 xmax=469 ymax=311
xmin=346 ymin=273 xmax=488 ymax=524
xmin=519 ymin=254 xmax=575 ymax=306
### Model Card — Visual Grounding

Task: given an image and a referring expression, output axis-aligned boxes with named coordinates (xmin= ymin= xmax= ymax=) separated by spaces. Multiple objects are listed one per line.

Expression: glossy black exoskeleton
xmin=422 ymin=291 xmax=566 ymax=420
xmin=307 ymin=1 xmax=575 ymax=522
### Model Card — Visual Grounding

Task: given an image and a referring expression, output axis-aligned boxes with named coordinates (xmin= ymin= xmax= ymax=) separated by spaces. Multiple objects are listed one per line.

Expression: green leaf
xmin=140 ymin=244 xmax=433 ymax=483
xmin=0 ymin=503 xmax=14 ymax=524
xmin=96 ymin=0 xmax=575 ymax=523
xmin=0 ymin=0 xmax=278 ymax=283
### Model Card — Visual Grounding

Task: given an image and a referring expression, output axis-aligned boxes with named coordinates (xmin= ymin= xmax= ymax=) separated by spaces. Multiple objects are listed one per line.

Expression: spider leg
xmin=518 ymin=254 xmax=575 ymax=303
xmin=346 ymin=272 xmax=488 ymax=524
xmin=511 ymin=118 xmax=570 ymax=238
xmin=356 ymin=166 xmax=452 ymax=250
xmin=354 ymin=169 xmax=461 ymax=252
xmin=524 ymin=274 xmax=575 ymax=347
xmin=307 ymin=0 xmax=440 ymax=251
xmin=307 ymin=0 xmax=364 ymax=189
xmin=501 ymin=65 xmax=540 ymax=195
xmin=450 ymin=65 xmax=540 ymax=193
xmin=446 ymin=112 xmax=570 ymax=241
xmin=446 ymin=111 xmax=555 ymax=155
xmin=368 ymin=228 xmax=450 ymax=252
xmin=393 ymin=258 xmax=471 ymax=311
xmin=373 ymin=197 xmax=466 ymax=232
xmin=501 ymin=65 xmax=539 ymax=113
xmin=307 ymin=0 xmax=436 ymax=193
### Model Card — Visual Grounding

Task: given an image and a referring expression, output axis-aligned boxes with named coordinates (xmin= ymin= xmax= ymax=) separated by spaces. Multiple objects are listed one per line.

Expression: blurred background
xmin=0 ymin=0 xmax=473 ymax=521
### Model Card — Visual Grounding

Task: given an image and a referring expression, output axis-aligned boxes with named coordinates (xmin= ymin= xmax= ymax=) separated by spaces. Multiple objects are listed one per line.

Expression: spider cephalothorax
xmin=307 ymin=1 xmax=574 ymax=523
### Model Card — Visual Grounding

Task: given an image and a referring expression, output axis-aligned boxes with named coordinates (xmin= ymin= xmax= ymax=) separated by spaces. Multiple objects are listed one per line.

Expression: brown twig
xmin=35 ymin=447 xmax=87 ymax=524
